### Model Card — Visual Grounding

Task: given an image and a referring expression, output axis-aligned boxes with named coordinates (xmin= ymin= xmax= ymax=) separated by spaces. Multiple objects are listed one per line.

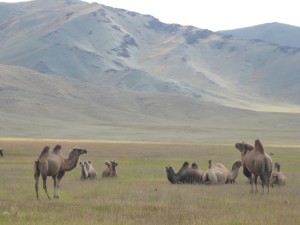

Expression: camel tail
xmin=34 ymin=161 xmax=40 ymax=179
xmin=255 ymin=139 xmax=265 ymax=154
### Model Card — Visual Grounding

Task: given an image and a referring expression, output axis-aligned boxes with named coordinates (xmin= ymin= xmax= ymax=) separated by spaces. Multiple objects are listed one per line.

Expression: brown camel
xmin=235 ymin=139 xmax=272 ymax=194
xmin=165 ymin=162 xmax=203 ymax=184
xmin=34 ymin=145 xmax=87 ymax=199
xmin=0 ymin=148 xmax=3 ymax=157
xmin=102 ymin=160 xmax=118 ymax=178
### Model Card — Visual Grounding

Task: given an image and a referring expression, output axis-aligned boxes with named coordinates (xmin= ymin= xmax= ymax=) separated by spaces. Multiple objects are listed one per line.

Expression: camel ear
xmin=255 ymin=139 xmax=265 ymax=154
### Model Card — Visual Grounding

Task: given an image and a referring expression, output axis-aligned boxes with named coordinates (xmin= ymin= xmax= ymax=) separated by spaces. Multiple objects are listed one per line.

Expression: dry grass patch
xmin=0 ymin=139 xmax=299 ymax=225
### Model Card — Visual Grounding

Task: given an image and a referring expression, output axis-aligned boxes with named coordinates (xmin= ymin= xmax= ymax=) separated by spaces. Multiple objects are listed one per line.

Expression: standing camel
xmin=235 ymin=139 xmax=272 ymax=194
xmin=0 ymin=148 xmax=3 ymax=157
xmin=34 ymin=145 xmax=87 ymax=200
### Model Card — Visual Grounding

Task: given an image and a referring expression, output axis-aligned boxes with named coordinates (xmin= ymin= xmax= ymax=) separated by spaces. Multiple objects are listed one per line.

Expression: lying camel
xmin=213 ymin=160 xmax=241 ymax=183
xmin=202 ymin=160 xmax=227 ymax=184
xmin=270 ymin=162 xmax=287 ymax=187
xmin=226 ymin=160 xmax=242 ymax=183
xmin=235 ymin=139 xmax=272 ymax=194
xmin=165 ymin=161 xmax=203 ymax=184
xmin=34 ymin=145 xmax=87 ymax=199
xmin=102 ymin=160 xmax=118 ymax=178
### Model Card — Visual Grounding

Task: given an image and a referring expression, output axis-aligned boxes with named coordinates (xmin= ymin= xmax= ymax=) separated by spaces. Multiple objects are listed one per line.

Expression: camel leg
xmin=34 ymin=174 xmax=39 ymax=200
xmin=53 ymin=175 xmax=59 ymax=199
xmin=34 ymin=162 xmax=40 ymax=200
xmin=254 ymin=175 xmax=259 ymax=194
xmin=54 ymin=171 xmax=65 ymax=199
xmin=42 ymin=174 xmax=51 ymax=200
xmin=249 ymin=175 xmax=254 ymax=193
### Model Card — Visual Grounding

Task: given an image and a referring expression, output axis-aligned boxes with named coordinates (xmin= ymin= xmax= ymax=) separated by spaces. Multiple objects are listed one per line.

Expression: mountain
xmin=218 ymin=22 xmax=300 ymax=48
xmin=0 ymin=0 xmax=300 ymax=144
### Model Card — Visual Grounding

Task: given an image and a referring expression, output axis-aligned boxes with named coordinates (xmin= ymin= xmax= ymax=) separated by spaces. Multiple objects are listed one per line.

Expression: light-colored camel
xmin=80 ymin=161 xmax=88 ymax=180
xmin=202 ymin=160 xmax=227 ymax=184
xmin=270 ymin=162 xmax=287 ymax=187
xmin=235 ymin=139 xmax=272 ymax=194
xmin=215 ymin=160 xmax=242 ymax=183
xmin=34 ymin=145 xmax=87 ymax=199
xmin=102 ymin=160 xmax=118 ymax=178
xmin=85 ymin=160 xmax=97 ymax=180
xmin=226 ymin=160 xmax=242 ymax=183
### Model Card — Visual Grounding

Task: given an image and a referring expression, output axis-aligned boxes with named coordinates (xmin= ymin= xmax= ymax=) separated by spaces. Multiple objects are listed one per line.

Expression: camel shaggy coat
xmin=235 ymin=139 xmax=272 ymax=194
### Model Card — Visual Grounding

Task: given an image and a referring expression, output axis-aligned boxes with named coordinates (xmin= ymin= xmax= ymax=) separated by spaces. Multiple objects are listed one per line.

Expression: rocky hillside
xmin=0 ymin=0 xmax=300 ymax=143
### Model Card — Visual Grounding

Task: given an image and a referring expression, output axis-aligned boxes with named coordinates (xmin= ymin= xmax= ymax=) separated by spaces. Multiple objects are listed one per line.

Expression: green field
xmin=0 ymin=139 xmax=299 ymax=225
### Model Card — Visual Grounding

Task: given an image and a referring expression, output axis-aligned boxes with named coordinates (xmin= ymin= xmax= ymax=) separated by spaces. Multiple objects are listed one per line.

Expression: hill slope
xmin=219 ymin=22 xmax=300 ymax=48
xmin=0 ymin=0 xmax=300 ymax=144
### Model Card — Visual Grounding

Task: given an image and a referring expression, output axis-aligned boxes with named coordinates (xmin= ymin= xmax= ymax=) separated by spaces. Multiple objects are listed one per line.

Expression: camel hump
xmin=38 ymin=146 xmax=50 ymax=159
xmin=53 ymin=144 xmax=62 ymax=153
xmin=255 ymin=139 xmax=265 ymax=154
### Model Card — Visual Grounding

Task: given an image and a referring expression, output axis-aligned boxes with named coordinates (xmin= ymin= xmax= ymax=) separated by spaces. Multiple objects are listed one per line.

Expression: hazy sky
xmin=2 ymin=0 xmax=299 ymax=31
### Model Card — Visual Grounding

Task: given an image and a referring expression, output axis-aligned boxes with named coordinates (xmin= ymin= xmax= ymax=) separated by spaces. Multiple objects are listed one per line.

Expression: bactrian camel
xmin=102 ymin=160 xmax=118 ymax=178
xmin=34 ymin=145 xmax=87 ymax=199
xmin=270 ymin=162 xmax=287 ymax=187
xmin=235 ymin=139 xmax=272 ymax=194
xmin=165 ymin=161 xmax=203 ymax=184
xmin=202 ymin=160 xmax=227 ymax=184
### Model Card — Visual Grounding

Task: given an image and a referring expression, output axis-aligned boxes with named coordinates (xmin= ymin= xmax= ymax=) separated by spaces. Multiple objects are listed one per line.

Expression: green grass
xmin=0 ymin=139 xmax=299 ymax=225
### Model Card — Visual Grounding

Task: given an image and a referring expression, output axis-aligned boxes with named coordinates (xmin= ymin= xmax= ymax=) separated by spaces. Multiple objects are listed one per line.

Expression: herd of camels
xmin=2 ymin=139 xmax=287 ymax=200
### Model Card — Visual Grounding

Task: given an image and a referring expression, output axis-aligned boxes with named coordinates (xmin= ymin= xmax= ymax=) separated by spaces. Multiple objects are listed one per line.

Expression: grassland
xmin=0 ymin=139 xmax=299 ymax=225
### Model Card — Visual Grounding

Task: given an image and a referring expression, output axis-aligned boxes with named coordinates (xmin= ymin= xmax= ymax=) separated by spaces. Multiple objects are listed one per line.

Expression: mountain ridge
xmin=0 ymin=0 xmax=300 ymax=143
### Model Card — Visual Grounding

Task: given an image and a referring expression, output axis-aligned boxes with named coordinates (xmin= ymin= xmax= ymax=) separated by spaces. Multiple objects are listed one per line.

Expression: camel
xmin=165 ymin=166 xmax=180 ymax=184
xmin=226 ymin=160 xmax=242 ymax=183
xmin=235 ymin=139 xmax=272 ymax=194
xmin=34 ymin=145 xmax=87 ymax=199
xmin=0 ymin=148 xmax=3 ymax=157
xmin=270 ymin=162 xmax=287 ymax=187
xmin=202 ymin=160 xmax=227 ymax=184
xmin=179 ymin=163 xmax=203 ymax=184
xmin=102 ymin=160 xmax=118 ymax=178
xmin=80 ymin=161 xmax=88 ymax=180
xmin=165 ymin=162 xmax=203 ymax=184
xmin=85 ymin=160 xmax=97 ymax=180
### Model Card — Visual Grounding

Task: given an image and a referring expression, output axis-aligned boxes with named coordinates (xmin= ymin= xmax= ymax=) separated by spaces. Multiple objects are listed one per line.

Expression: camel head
xmin=275 ymin=162 xmax=281 ymax=172
xmin=68 ymin=147 xmax=87 ymax=158
xmin=231 ymin=160 xmax=242 ymax=170
xmin=235 ymin=142 xmax=254 ymax=158
xmin=110 ymin=160 xmax=118 ymax=168
xmin=104 ymin=161 xmax=111 ymax=168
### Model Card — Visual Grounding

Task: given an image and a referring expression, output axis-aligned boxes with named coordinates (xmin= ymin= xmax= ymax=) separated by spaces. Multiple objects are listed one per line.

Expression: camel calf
xmin=102 ymin=160 xmax=118 ymax=178
xmin=270 ymin=162 xmax=287 ymax=187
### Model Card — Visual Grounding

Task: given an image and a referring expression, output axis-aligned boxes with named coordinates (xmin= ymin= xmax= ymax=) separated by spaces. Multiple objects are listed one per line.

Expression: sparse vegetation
xmin=0 ymin=139 xmax=299 ymax=225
